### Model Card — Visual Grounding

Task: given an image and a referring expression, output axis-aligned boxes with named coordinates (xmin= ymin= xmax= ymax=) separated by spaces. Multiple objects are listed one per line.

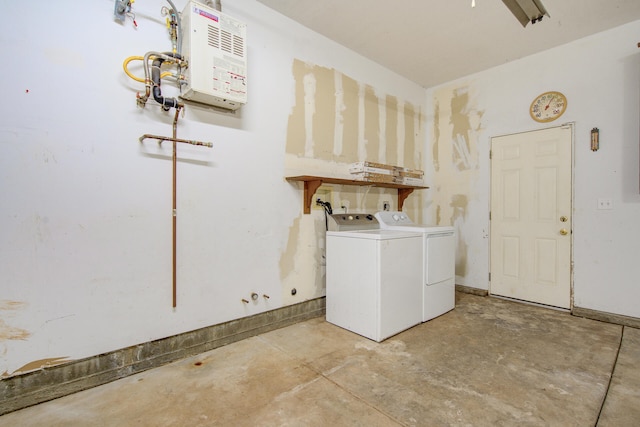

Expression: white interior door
xmin=490 ymin=126 xmax=572 ymax=309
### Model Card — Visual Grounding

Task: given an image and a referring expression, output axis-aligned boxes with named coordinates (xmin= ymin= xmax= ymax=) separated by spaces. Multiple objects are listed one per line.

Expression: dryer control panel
xmin=375 ymin=211 xmax=415 ymax=226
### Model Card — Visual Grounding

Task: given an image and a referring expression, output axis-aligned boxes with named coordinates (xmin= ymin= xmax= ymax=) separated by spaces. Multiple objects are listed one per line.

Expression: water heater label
xmin=194 ymin=7 xmax=219 ymax=22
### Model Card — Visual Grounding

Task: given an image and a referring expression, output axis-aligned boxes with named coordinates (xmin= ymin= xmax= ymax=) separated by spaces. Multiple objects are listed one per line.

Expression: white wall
xmin=425 ymin=20 xmax=640 ymax=318
xmin=0 ymin=0 xmax=426 ymax=375
xmin=3 ymin=1 xmax=638 ymax=378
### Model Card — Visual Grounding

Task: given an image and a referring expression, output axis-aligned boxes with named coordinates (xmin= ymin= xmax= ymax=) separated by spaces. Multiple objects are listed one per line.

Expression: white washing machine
xmin=375 ymin=211 xmax=456 ymax=322
xmin=325 ymin=214 xmax=423 ymax=342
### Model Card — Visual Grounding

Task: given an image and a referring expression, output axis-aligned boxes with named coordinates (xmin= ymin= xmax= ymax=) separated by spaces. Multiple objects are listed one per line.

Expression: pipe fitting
xmin=151 ymin=52 xmax=183 ymax=111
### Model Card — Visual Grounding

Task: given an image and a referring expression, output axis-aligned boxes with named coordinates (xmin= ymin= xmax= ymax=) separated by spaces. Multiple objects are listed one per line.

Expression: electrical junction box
xmin=180 ymin=1 xmax=247 ymax=110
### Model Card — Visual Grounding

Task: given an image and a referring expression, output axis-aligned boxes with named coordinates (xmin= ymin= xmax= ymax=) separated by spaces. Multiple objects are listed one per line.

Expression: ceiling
xmin=255 ymin=0 xmax=640 ymax=88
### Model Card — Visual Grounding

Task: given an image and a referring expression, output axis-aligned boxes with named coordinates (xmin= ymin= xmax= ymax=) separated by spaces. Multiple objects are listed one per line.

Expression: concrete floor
xmin=1 ymin=293 xmax=638 ymax=426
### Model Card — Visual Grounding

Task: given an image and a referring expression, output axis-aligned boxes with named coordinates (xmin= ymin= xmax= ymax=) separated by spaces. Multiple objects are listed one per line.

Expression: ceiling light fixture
xmin=502 ymin=0 xmax=549 ymax=27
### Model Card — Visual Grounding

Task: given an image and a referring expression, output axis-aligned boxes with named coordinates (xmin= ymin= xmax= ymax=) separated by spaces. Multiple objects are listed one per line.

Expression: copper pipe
xmin=139 ymin=134 xmax=213 ymax=147
xmin=172 ymin=108 xmax=180 ymax=307
xmin=138 ymin=109 xmax=213 ymax=307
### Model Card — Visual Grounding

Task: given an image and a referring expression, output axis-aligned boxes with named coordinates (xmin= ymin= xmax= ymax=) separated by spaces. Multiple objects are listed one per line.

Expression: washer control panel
xmin=327 ymin=213 xmax=378 ymax=231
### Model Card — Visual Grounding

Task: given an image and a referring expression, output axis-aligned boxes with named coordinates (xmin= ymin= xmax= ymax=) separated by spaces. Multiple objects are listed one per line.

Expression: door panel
xmin=490 ymin=126 xmax=572 ymax=308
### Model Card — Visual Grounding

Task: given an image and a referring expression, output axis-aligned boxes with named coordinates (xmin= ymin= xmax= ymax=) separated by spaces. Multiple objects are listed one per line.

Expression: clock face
xmin=530 ymin=91 xmax=567 ymax=123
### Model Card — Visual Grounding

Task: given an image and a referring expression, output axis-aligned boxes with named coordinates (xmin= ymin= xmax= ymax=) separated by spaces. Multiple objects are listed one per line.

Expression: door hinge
xmin=489 ymin=211 xmax=491 ymax=220
xmin=489 ymin=272 xmax=491 ymax=282
xmin=489 ymin=150 xmax=492 ymax=159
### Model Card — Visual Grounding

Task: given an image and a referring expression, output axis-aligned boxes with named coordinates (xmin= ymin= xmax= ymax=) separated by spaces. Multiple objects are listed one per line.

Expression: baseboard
xmin=0 ymin=297 xmax=326 ymax=416
xmin=455 ymin=284 xmax=489 ymax=297
xmin=572 ymin=306 xmax=640 ymax=329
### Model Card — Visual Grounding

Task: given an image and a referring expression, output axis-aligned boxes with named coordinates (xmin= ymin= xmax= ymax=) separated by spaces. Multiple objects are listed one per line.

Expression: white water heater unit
xmin=180 ymin=1 xmax=247 ymax=110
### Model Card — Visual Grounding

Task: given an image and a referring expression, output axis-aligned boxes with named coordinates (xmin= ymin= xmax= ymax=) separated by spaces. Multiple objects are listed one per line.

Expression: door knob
xmin=560 ymin=216 xmax=568 ymax=222
xmin=560 ymin=229 xmax=568 ymax=235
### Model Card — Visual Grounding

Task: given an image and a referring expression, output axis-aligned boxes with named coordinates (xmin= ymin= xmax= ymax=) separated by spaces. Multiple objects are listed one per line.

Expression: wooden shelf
xmin=286 ymin=175 xmax=429 ymax=214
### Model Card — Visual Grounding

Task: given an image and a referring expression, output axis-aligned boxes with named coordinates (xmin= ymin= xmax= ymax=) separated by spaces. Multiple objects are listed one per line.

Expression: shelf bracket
xmin=398 ymin=188 xmax=414 ymax=211
xmin=303 ymin=179 xmax=323 ymax=214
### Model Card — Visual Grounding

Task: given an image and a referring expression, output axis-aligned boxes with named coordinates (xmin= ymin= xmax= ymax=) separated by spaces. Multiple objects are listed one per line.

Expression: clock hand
xmin=545 ymin=97 xmax=554 ymax=110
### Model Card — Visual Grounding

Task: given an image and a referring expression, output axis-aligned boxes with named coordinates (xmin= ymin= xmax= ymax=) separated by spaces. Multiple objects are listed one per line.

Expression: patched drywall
xmin=283 ymin=59 xmax=426 ymax=298
xmin=286 ymin=59 xmax=423 ymax=171
xmin=430 ymin=84 xmax=484 ymax=284
xmin=450 ymin=88 xmax=474 ymax=171
xmin=450 ymin=194 xmax=469 ymax=277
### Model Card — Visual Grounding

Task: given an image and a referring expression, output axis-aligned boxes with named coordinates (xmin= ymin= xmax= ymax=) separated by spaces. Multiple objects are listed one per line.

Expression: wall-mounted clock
xmin=529 ymin=91 xmax=567 ymax=123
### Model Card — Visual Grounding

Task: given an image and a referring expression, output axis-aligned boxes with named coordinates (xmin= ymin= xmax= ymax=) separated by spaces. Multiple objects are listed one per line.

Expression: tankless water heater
xmin=180 ymin=1 xmax=247 ymax=110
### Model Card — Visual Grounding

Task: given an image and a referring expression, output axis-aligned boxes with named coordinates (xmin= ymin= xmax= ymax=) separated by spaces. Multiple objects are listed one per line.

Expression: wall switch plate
xmin=114 ymin=0 xmax=128 ymax=23
xmin=597 ymin=198 xmax=613 ymax=210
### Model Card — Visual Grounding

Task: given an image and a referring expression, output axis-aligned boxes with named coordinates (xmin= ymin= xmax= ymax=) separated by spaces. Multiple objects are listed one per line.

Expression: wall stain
xmin=450 ymin=194 xmax=469 ymax=216
xmin=450 ymin=88 xmax=473 ymax=171
xmin=0 ymin=320 xmax=30 ymax=341
xmin=0 ymin=301 xmax=30 ymax=342
xmin=279 ymin=216 xmax=301 ymax=280
xmin=433 ymin=101 xmax=440 ymax=172
xmin=451 ymin=194 xmax=469 ymax=277
xmin=0 ymin=301 xmax=27 ymax=311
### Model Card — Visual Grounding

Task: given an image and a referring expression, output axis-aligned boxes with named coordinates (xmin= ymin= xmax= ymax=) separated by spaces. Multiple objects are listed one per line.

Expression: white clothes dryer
xmin=325 ymin=214 xmax=423 ymax=342
xmin=375 ymin=211 xmax=456 ymax=322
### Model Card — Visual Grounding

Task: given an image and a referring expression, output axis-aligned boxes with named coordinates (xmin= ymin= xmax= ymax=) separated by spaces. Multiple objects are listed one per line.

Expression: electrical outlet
xmin=313 ymin=186 xmax=333 ymax=210
xmin=333 ymin=200 xmax=349 ymax=214
xmin=377 ymin=199 xmax=392 ymax=212
xmin=597 ymin=198 xmax=613 ymax=210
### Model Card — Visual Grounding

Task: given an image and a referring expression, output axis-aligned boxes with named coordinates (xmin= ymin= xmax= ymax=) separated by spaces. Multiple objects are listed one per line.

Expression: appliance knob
xmin=366 ymin=214 xmax=373 ymax=220
xmin=392 ymin=214 xmax=400 ymax=221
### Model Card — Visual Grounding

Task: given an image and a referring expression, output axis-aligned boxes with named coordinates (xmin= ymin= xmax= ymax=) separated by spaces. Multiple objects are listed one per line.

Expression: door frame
xmin=489 ymin=123 xmax=575 ymax=309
